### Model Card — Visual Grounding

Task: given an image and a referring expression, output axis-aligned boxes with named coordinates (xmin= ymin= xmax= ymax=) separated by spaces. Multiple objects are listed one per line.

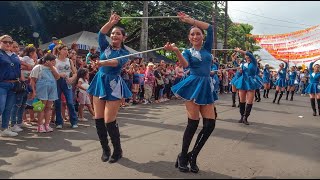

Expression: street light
xmin=33 ymin=32 xmax=39 ymax=48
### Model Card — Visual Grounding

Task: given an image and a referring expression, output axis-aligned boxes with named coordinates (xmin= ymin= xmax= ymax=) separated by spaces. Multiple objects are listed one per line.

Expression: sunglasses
xmin=2 ymin=41 xmax=13 ymax=45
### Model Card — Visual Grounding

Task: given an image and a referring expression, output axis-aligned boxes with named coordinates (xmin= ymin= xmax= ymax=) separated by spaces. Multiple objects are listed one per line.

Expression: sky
xmin=228 ymin=1 xmax=320 ymax=68
xmin=228 ymin=1 xmax=320 ymax=35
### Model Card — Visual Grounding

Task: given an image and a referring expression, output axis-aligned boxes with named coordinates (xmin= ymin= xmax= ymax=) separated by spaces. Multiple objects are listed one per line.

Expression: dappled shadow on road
xmin=0 ymin=159 xmax=13 ymax=179
xmin=118 ymin=157 xmax=235 ymax=179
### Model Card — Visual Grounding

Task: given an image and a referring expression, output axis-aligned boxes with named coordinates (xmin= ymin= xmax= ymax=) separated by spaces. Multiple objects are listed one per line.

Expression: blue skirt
xmin=171 ymin=75 xmax=218 ymax=105
xmin=234 ymin=75 xmax=262 ymax=90
xmin=275 ymin=78 xmax=287 ymax=88
xmin=230 ymin=75 xmax=239 ymax=86
xmin=287 ymin=79 xmax=295 ymax=86
xmin=262 ymin=76 xmax=271 ymax=84
xmin=305 ymin=83 xmax=320 ymax=94
xmin=87 ymin=71 xmax=132 ymax=101
xmin=255 ymin=75 xmax=263 ymax=88
xmin=212 ymin=75 xmax=220 ymax=91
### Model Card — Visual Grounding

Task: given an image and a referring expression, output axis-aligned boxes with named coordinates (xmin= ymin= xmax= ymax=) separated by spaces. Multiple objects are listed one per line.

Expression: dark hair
xmin=55 ymin=44 xmax=68 ymax=56
xmin=90 ymin=54 xmax=99 ymax=60
xmin=112 ymin=26 xmax=127 ymax=49
xmin=39 ymin=53 xmax=56 ymax=64
xmin=22 ymin=46 xmax=36 ymax=57
xmin=189 ymin=26 xmax=205 ymax=35
xmin=76 ymin=68 xmax=89 ymax=84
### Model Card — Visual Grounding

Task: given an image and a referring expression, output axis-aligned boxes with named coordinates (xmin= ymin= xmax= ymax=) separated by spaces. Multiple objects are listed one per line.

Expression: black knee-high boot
xmin=290 ymin=91 xmax=294 ymax=101
xmin=106 ymin=120 xmax=122 ymax=163
xmin=317 ymin=99 xmax=320 ymax=115
xmin=277 ymin=91 xmax=284 ymax=104
xmin=256 ymin=89 xmax=261 ymax=102
xmin=95 ymin=118 xmax=111 ymax=162
xmin=255 ymin=90 xmax=258 ymax=101
xmin=286 ymin=90 xmax=290 ymax=100
xmin=188 ymin=118 xmax=216 ymax=173
xmin=311 ymin=98 xmax=316 ymax=116
xmin=263 ymin=89 xmax=266 ymax=98
xmin=214 ymin=106 xmax=218 ymax=119
xmin=273 ymin=91 xmax=279 ymax=103
xmin=243 ymin=104 xmax=253 ymax=125
xmin=266 ymin=89 xmax=270 ymax=98
xmin=239 ymin=102 xmax=246 ymax=123
xmin=176 ymin=118 xmax=199 ymax=172
xmin=232 ymin=92 xmax=236 ymax=107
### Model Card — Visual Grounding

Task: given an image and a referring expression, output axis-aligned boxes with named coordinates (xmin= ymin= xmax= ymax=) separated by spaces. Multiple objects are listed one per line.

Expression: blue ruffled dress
xmin=287 ymin=71 xmax=297 ymax=86
xmin=87 ymin=31 xmax=133 ymax=100
xmin=305 ymin=61 xmax=320 ymax=94
xmin=171 ymin=24 xmax=218 ymax=105
xmin=210 ymin=61 xmax=220 ymax=92
xmin=233 ymin=52 xmax=262 ymax=90
xmin=275 ymin=62 xmax=288 ymax=88
xmin=262 ymin=67 xmax=271 ymax=84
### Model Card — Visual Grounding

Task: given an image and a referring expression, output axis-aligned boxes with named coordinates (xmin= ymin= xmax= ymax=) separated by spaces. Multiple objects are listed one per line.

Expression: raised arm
xmin=164 ymin=43 xmax=188 ymax=68
xmin=234 ymin=47 xmax=257 ymax=66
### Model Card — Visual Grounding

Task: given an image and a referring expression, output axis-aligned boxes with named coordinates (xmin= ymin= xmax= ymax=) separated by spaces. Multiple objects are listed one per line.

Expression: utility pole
xmin=223 ymin=1 xmax=228 ymax=64
xmin=212 ymin=1 xmax=218 ymax=58
xmin=140 ymin=1 xmax=148 ymax=60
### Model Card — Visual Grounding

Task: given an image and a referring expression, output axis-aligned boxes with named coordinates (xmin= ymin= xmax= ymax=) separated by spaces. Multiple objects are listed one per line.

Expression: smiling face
xmin=0 ymin=36 xmax=13 ymax=52
xmin=314 ymin=64 xmax=320 ymax=72
xmin=188 ymin=27 xmax=204 ymax=48
xmin=111 ymin=27 xmax=126 ymax=48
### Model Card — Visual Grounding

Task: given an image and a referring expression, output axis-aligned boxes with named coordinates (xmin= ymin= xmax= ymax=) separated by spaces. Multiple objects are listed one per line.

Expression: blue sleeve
xmin=214 ymin=61 xmax=220 ymax=69
xmin=182 ymin=50 xmax=191 ymax=68
xmin=117 ymin=50 xmax=130 ymax=68
xmin=204 ymin=24 xmax=213 ymax=52
xmin=98 ymin=31 xmax=109 ymax=52
xmin=309 ymin=62 xmax=314 ymax=73
xmin=246 ymin=51 xmax=257 ymax=66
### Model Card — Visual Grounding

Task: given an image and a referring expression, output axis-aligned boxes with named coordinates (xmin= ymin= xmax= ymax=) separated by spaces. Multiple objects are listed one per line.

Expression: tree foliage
xmin=1 ymin=1 xmax=260 ymax=62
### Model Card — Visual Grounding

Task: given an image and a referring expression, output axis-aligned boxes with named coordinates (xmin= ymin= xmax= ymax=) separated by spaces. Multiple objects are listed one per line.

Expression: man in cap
xmin=48 ymin=37 xmax=59 ymax=51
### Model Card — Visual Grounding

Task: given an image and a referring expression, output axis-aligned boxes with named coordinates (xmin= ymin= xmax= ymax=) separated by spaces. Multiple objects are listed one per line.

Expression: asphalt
xmin=0 ymin=90 xmax=319 ymax=179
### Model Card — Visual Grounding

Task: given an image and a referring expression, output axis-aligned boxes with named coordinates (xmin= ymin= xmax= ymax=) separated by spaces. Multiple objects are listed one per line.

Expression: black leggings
xmin=154 ymin=85 xmax=162 ymax=101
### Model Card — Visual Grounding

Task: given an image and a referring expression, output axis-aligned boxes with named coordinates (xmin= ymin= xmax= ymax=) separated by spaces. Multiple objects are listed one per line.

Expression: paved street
xmin=1 ymin=91 xmax=320 ymax=179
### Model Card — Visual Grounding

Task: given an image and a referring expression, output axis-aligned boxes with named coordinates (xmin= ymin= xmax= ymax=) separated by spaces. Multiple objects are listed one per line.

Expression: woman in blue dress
xmin=210 ymin=56 xmax=219 ymax=118
xmin=273 ymin=59 xmax=288 ymax=104
xmin=305 ymin=60 xmax=320 ymax=116
xmin=233 ymin=48 xmax=262 ymax=125
xmin=254 ymin=62 xmax=263 ymax=102
xmin=285 ymin=66 xmax=297 ymax=101
xmin=87 ymin=13 xmax=132 ymax=163
xmin=164 ymin=12 xmax=217 ymax=173
xmin=262 ymin=64 xmax=271 ymax=98
xmin=230 ymin=52 xmax=241 ymax=107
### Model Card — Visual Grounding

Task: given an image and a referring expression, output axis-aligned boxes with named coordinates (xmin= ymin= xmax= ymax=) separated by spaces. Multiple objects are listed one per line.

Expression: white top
xmin=55 ymin=58 xmax=72 ymax=77
xmin=30 ymin=64 xmax=57 ymax=79
xmin=78 ymin=78 xmax=89 ymax=93
xmin=21 ymin=56 xmax=36 ymax=78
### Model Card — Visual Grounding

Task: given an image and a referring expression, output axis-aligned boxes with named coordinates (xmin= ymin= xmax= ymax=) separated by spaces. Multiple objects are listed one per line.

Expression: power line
xmin=196 ymin=1 xmax=314 ymax=28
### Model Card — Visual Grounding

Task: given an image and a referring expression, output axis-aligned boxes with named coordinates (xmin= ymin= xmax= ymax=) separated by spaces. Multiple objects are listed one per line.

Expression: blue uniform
xmin=230 ymin=60 xmax=240 ymax=86
xmin=305 ymin=62 xmax=320 ymax=94
xmin=87 ymin=31 xmax=132 ymax=100
xmin=287 ymin=71 xmax=297 ymax=86
xmin=171 ymin=24 xmax=218 ymax=105
xmin=255 ymin=66 xmax=263 ymax=88
xmin=211 ymin=61 xmax=220 ymax=92
xmin=275 ymin=61 xmax=288 ymax=88
xmin=262 ymin=67 xmax=271 ymax=84
xmin=233 ymin=52 xmax=262 ymax=90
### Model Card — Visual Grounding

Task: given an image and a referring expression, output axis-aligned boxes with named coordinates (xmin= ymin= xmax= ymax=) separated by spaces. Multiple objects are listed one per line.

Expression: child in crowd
xmin=76 ymin=68 xmax=94 ymax=121
xmin=30 ymin=53 xmax=60 ymax=133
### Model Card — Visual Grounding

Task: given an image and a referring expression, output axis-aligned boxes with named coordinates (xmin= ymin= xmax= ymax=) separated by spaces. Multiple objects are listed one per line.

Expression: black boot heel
xmin=109 ymin=151 xmax=123 ymax=163
xmin=101 ymin=149 xmax=111 ymax=162
xmin=188 ymin=152 xmax=199 ymax=173
xmin=176 ymin=153 xmax=189 ymax=172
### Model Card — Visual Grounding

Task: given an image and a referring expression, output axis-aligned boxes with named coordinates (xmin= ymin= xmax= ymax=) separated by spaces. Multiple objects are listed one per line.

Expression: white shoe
xmin=44 ymin=124 xmax=54 ymax=132
xmin=71 ymin=124 xmax=78 ymax=129
xmin=37 ymin=124 xmax=47 ymax=133
xmin=56 ymin=125 xmax=63 ymax=129
xmin=11 ymin=125 xmax=23 ymax=132
xmin=79 ymin=118 xmax=88 ymax=122
xmin=19 ymin=122 xmax=32 ymax=128
xmin=1 ymin=129 xmax=18 ymax=137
